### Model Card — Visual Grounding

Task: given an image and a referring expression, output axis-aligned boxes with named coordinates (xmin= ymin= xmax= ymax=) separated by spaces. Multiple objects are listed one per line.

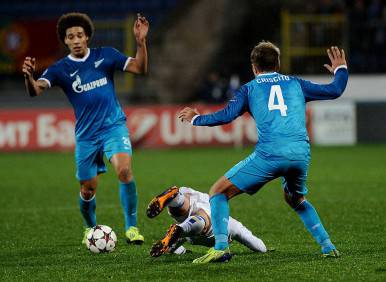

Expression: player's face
xmin=64 ymin=26 xmax=89 ymax=58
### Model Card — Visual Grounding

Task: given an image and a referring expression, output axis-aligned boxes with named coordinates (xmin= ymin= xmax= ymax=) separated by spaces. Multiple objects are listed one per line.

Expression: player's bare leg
xmin=80 ymin=176 xmax=98 ymax=200
xmin=111 ymin=153 xmax=144 ymax=244
xmin=110 ymin=153 xmax=134 ymax=183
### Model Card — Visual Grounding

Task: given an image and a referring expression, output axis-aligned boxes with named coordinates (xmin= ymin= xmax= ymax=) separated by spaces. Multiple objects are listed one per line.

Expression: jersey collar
xmin=256 ymin=72 xmax=277 ymax=77
xmin=68 ymin=48 xmax=90 ymax=62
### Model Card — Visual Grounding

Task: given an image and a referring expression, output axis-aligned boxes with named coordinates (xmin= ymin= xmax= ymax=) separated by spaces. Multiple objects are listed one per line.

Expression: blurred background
xmin=0 ymin=0 xmax=385 ymax=151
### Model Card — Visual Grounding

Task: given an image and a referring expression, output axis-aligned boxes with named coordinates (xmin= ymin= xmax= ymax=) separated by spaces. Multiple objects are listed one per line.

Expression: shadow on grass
xmin=0 ymin=246 xmax=132 ymax=268
xmin=142 ymin=249 xmax=327 ymax=266
xmin=145 ymin=253 xmax=197 ymax=264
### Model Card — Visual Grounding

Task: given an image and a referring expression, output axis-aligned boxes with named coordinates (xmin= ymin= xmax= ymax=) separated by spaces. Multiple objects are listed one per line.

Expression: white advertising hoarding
xmin=309 ymin=101 xmax=356 ymax=145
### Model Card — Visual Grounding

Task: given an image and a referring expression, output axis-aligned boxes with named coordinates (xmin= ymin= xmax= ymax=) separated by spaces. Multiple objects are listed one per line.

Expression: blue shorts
xmin=75 ymin=125 xmax=132 ymax=181
xmin=224 ymin=151 xmax=309 ymax=196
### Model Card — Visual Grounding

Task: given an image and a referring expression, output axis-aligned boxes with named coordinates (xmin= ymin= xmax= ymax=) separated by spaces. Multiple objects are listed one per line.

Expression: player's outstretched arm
xmin=22 ymin=57 xmax=49 ymax=97
xmin=179 ymin=85 xmax=249 ymax=126
xmin=299 ymin=46 xmax=348 ymax=101
xmin=125 ymin=13 xmax=149 ymax=74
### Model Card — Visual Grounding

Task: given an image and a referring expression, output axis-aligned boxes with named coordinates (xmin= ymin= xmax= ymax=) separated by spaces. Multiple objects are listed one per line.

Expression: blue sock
xmin=295 ymin=200 xmax=335 ymax=253
xmin=120 ymin=181 xmax=138 ymax=231
xmin=210 ymin=194 xmax=229 ymax=250
xmin=79 ymin=194 xmax=96 ymax=228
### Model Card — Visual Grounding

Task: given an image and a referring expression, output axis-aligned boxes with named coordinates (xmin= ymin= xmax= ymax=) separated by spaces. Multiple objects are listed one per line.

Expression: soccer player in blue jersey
xmin=179 ymin=42 xmax=348 ymax=263
xmin=22 ymin=12 xmax=149 ymax=245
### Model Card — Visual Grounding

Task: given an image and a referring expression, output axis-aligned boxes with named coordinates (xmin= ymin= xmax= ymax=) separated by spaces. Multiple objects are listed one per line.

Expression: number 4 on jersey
xmin=268 ymin=85 xmax=287 ymax=116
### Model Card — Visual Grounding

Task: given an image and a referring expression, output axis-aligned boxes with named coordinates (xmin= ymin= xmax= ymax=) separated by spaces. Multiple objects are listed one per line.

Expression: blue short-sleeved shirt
xmin=39 ymin=47 xmax=131 ymax=141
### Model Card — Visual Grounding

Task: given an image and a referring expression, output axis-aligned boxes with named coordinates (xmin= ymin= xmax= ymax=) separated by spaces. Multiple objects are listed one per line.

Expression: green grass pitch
xmin=0 ymin=145 xmax=385 ymax=281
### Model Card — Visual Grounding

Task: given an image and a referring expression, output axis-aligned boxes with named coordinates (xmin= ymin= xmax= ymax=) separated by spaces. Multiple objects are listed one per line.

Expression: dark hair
xmin=56 ymin=12 xmax=94 ymax=45
xmin=250 ymin=41 xmax=280 ymax=72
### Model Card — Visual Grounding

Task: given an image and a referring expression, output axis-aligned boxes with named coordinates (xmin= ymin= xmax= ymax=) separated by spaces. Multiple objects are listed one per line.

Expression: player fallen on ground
xmin=147 ymin=186 xmax=267 ymax=257
xmin=22 ymin=12 xmax=149 ymax=245
xmin=179 ymin=42 xmax=348 ymax=263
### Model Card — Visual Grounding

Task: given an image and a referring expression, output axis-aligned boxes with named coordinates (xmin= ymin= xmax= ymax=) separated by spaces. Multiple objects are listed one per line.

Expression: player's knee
xmin=284 ymin=191 xmax=305 ymax=209
xmin=80 ymin=182 xmax=96 ymax=200
xmin=117 ymin=167 xmax=133 ymax=183
xmin=209 ymin=177 xmax=227 ymax=196
xmin=209 ymin=185 xmax=219 ymax=197
xmin=209 ymin=177 xmax=241 ymax=199
xmin=209 ymin=185 xmax=228 ymax=198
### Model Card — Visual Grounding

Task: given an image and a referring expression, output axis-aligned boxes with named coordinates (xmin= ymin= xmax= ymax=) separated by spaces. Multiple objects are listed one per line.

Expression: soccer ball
xmin=86 ymin=225 xmax=117 ymax=253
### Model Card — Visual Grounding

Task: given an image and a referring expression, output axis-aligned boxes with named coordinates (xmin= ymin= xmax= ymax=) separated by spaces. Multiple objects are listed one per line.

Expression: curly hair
xmin=56 ymin=12 xmax=94 ymax=45
xmin=250 ymin=41 xmax=280 ymax=72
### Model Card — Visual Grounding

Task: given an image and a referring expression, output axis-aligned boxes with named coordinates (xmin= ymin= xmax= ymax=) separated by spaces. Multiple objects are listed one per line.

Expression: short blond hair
xmin=250 ymin=41 xmax=280 ymax=72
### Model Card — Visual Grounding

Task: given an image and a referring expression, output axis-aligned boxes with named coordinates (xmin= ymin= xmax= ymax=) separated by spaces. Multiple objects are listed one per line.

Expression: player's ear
xmin=251 ymin=64 xmax=258 ymax=76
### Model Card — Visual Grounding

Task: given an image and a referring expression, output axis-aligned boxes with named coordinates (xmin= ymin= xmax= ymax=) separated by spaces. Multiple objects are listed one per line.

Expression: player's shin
xmin=210 ymin=194 xmax=230 ymax=250
xmin=119 ymin=180 xmax=138 ymax=230
xmin=294 ymin=200 xmax=336 ymax=253
xmin=79 ymin=193 xmax=96 ymax=227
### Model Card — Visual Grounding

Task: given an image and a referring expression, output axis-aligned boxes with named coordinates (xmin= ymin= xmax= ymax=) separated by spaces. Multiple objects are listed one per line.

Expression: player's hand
xmin=22 ymin=57 xmax=36 ymax=79
xmin=323 ymin=46 xmax=347 ymax=74
xmin=178 ymin=107 xmax=200 ymax=123
xmin=133 ymin=13 xmax=149 ymax=44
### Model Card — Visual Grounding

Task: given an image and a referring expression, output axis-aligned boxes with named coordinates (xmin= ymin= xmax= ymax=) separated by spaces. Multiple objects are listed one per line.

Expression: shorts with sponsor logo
xmin=224 ymin=151 xmax=309 ymax=196
xmin=75 ymin=124 xmax=132 ymax=181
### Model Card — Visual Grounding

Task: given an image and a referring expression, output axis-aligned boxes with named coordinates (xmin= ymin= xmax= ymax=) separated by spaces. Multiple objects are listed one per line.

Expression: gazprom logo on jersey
xmin=72 ymin=75 xmax=108 ymax=93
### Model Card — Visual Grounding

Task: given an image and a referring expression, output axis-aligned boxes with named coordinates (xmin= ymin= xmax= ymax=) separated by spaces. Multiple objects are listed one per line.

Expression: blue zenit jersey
xmin=39 ymin=47 xmax=130 ymax=140
xmin=193 ymin=67 xmax=349 ymax=160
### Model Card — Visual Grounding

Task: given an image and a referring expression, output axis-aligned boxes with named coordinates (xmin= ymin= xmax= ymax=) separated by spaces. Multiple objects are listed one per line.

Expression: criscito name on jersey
xmin=72 ymin=75 xmax=108 ymax=93
xmin=255 ymin=75 xmax=290 ymax=84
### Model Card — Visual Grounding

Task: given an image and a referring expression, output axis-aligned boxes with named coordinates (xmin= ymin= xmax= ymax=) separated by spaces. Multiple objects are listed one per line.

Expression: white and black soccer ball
xmin=86 ymin=225 xmax=117 ymax=253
